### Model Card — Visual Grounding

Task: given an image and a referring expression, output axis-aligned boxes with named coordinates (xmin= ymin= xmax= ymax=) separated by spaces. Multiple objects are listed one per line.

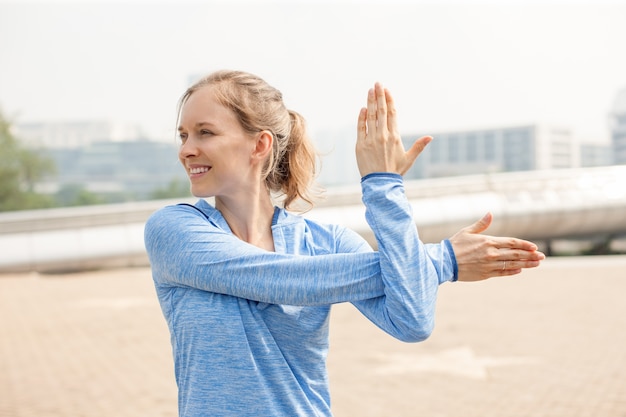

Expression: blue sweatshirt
xmin=144 ymin=173 xmax=458 ymax=417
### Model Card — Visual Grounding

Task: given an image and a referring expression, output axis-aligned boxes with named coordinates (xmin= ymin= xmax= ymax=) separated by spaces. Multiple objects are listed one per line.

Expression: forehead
xmin=179 ymin=86 xmax=236 ymax=126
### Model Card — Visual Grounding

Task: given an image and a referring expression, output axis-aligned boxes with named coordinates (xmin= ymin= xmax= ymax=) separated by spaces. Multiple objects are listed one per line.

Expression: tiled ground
xmin=1 ymin=255 xmax=625 ymax=417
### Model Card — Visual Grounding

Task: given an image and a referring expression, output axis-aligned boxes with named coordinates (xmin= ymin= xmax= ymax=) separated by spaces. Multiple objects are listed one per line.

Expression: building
xmin=13 ymin=120 xmax=186 ymax=200
xmin=41 ymin=139 xmax=187 ymax=199
xmin=611 ymin=87 xmax=626 ymax=165
xmin=400 ymin=124 xmax=579 ymax=180
xmin=580 ymin=143 xmax=613 ymax=167
xmin=15 ymin=120 xmax=142 ymax=149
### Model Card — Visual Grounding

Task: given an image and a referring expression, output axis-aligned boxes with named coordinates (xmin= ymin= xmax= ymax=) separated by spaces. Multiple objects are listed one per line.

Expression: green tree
xmin=55 ymin=183 xmax=106 ymax=207
xmin=0 ymin=109 xmax=57 ymax=211
xmin=150 ymin=178 xmax=191 ymax=199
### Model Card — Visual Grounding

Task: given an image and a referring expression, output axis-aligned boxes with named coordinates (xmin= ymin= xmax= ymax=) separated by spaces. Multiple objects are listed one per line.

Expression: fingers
xmin=491 ymin=249 xmax=545 ymax=281
xmin=495 ymin=258 xmax=543 ymax=278
xmin=364 ymin=82 xmax=390 ymax=139
xmin=356 ymin=81 xmax=431 ymax=176
xmin=376 ymin=84 xmax=388 ymax=133
xmin=461 ymin=212 xmax=539 ymax=252
xmin=502 ymin=259 xmax=543 ymax=270
xmin=385 ymin=88 xmax=398 ymax=137
xmin=366 ymin=86 xmax=379 ymax=138
xmin=493 ymin=236 xmax=539 ymax=252
xmin=503 ymin=248 xmax=546 ymax=260
xmin=357 ymin=107 xmax=367 ymax=143
xmin=460 ymin=213 xmax=542 ymax=258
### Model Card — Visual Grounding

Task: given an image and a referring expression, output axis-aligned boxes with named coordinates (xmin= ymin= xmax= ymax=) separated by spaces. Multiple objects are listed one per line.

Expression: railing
xmin=1 ymin=166 xmax=625 ymax=273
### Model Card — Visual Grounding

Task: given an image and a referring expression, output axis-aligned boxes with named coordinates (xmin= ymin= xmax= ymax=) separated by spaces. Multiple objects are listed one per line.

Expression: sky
xmin=1 ymin=0 xmax=626 ymax=146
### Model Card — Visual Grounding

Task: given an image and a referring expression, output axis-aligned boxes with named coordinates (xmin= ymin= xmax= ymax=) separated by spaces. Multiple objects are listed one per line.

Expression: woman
xmin=144 ymin=70 xmax=544 ymax=416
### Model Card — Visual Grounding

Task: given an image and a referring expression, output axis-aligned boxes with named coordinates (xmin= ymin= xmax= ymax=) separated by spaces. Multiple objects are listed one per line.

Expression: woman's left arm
xmin=349 ymin=83 xmax=543 ymax=342
xmin=346 ymin=83 xmax=449 ymax=342
xmin=350 ymin=173 xmax=445 ymax=342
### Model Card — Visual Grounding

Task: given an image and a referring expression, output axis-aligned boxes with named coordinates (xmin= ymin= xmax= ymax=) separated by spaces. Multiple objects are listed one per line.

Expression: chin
xmin=190 ymin=187 xmax=215 ymax=199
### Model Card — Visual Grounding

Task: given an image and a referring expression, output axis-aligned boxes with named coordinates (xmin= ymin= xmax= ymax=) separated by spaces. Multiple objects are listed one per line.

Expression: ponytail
xmin=273 ymin=110 xmax=320 ymax=211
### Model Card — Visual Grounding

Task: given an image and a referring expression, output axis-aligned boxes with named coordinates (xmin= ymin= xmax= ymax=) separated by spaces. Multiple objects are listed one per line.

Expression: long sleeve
xmin=144 ymin=174 xmax=457 ymax=317
xmin=343 ymin=173 xmax=456 ymax=342
xmin=145 ymin=206 xmax=385 ymax=306
xmin=148 ymin=174 xmax=459 ymax=417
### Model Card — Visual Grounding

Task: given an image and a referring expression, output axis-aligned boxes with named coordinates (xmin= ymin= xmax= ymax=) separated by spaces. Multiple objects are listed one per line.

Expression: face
xmin=178 ymin=86 xmax=258 ymax=199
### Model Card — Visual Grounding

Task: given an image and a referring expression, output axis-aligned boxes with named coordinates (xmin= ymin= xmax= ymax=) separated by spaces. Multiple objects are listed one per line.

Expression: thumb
xmin=403 ymin=136 xmax=432 ymax=174
xmin=464 ymin=212 xmax=492 ymax=234
xmin=407 ymin=136 xmax=432 ymax=160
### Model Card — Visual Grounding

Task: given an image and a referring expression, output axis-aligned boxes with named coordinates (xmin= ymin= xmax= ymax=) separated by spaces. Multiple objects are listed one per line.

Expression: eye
xmin=200 ymin=129 xmax=214 ymax=136
xmin=178 ymin=132 xmax=188 ymax=143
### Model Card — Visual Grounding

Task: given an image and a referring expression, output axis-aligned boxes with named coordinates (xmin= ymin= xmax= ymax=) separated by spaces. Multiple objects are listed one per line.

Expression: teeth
xmin=189 ymin=166 xmax=210 ymax=174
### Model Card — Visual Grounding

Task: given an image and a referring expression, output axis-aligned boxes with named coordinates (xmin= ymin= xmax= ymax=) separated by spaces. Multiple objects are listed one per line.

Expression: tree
xmin=150 ymin=178 xmax=191 ymax=200
xmin=55 ymin=183 xmax=106 ymax=207
xmin=0 ymin=109 xmax=56 ymax=211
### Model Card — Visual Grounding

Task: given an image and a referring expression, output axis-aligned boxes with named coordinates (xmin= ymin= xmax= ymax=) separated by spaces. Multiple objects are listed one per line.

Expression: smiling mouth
xmin=189 ymin=166 xmax=210 ymax=175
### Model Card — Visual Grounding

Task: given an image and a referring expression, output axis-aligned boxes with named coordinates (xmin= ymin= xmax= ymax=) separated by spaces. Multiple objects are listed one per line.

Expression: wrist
xmin=360 ymin=172 xmax=402 ymax=183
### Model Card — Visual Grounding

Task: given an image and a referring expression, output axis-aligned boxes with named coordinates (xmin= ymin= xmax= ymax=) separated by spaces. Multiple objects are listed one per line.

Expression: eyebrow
xmin=178 ymin=122 xmax=215 ymax=132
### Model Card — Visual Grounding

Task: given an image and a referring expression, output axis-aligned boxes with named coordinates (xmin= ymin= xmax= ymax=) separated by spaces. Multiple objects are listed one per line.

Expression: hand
xmin=448 ymin=212 xmax=545 ymax=282
xmin=356 ymin=82 xmax=432 ymax=177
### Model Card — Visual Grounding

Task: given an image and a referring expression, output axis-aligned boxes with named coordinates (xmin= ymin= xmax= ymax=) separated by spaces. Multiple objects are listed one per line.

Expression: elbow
xmin=401 ymin=326 xmax=433 ymax=343
xmin=393 ymin=318 xmax=435 ymax=343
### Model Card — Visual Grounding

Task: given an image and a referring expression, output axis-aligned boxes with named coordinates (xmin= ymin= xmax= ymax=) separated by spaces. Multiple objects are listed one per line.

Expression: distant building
xmin=15 ymin=120 xmax=142 ymax=149
xmin=580 ymin=143 xmax=613 ymax=167
xmin=611 ymin=87 xmax=626 ymax=165
xmin=13 ymin=120 xmax=185 ymax=200
xmin=41 ymin=140 xmax=187 ymax=199
xmin=401 ymin=124 xmax=578 ymax=180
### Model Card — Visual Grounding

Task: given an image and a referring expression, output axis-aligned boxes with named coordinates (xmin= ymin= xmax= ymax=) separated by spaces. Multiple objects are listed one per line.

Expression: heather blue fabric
xmin=144 ymin=173 xmax=457 ymax=417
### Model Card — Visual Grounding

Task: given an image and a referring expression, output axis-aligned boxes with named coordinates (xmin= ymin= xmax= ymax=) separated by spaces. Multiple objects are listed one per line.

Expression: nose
xmin=179 ymin=136 xmax=198 ymax=159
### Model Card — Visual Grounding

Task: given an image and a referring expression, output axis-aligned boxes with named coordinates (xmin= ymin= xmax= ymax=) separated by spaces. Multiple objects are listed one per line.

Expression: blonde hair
xmin=178 ymin=70 xmax=321 ymax=211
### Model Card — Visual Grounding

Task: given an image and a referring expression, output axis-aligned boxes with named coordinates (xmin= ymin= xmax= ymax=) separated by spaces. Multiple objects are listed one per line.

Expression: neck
xmin=215 ymin=190 xmax=276 ymax=251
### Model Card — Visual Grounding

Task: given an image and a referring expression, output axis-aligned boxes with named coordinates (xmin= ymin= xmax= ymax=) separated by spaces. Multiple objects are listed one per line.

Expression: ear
xmin=251 ymin=130 xmax=273 ymax=162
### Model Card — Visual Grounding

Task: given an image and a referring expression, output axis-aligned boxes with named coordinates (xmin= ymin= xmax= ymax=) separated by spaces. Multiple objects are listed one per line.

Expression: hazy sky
xmin=1 ymin=0 xmax=626 ymax=145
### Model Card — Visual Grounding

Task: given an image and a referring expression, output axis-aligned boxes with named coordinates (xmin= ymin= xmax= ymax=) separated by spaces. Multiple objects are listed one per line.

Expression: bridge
xmin=1 ymin=165 xmax=625 ymax=273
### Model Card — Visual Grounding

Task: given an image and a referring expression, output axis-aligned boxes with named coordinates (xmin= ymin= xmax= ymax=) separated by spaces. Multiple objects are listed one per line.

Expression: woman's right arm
xmin=144 ymin=205 xmax=386 ymax=306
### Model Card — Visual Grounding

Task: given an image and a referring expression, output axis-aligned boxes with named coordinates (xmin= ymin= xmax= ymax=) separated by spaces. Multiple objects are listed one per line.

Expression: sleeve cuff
xmin=361 ymin=172 xmax=403 ymax=183
xmin=443 ymin=239 xmax=459 ymax=282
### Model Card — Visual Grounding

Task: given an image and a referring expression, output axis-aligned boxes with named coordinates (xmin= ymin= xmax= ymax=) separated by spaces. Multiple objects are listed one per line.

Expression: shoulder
xmin=146 ymin=202 xmax=204 ymax=228
xmin=146 ymin=200 xmax=220 ymax=226
xmin=144 ymin=200 xmax=223 ymax=245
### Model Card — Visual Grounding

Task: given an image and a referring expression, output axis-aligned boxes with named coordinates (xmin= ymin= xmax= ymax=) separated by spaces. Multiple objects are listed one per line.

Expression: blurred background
xmin=1 ymin=2 xmax=626 ymax=416
xmin=2 ymin=0 xmax=626 ymax=272
xmin=2 ymin=0 xmax=626 ymax=202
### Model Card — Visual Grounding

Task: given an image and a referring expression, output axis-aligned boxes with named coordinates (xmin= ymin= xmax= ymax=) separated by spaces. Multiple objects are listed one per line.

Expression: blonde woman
xmin=144 ymin=70 xmax=544 ymax=416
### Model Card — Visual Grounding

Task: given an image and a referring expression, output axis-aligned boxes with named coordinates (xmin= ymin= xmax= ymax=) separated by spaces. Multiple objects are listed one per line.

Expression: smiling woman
xmin=176 ymin=70 xmax=319 ymax=213
xmin=144 ymin=69 xmax=544 ymax=417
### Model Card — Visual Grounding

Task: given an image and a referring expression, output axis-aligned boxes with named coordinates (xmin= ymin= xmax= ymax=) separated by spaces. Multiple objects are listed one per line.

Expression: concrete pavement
xmin=1 ymin=255 xmax=625 ymax=417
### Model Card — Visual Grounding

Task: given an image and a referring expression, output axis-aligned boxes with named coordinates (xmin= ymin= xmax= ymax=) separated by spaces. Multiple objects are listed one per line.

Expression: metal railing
xmin=1 ymin=166 xmax=625 ymax=273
